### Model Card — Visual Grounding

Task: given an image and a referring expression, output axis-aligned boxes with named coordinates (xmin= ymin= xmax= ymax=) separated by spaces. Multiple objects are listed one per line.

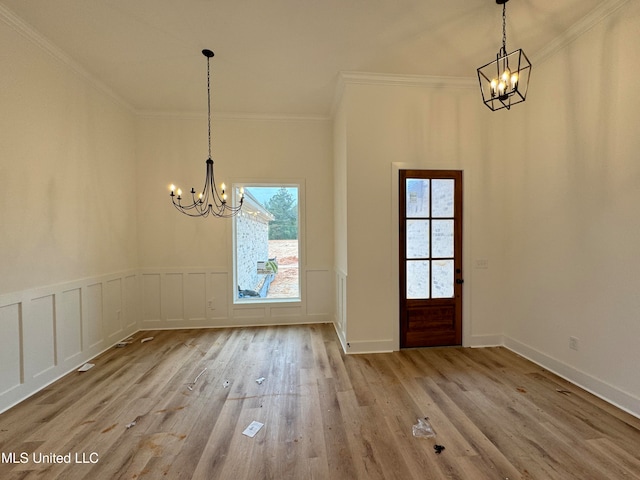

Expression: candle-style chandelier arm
xmin=170 ymin=158 xmax=244 ymax=218
xmin=168 ymin=49 xmax=244 ymax=218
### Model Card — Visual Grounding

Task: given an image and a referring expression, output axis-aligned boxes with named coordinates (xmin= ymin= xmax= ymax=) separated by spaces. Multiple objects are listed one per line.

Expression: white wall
xmin=332 ymin=96 xmax=348 ymax=347
xmin=0 ymin=17 xmax=139 ymax=412
xmin=0 ymin=21 xmax=138 ymax=296
xmin=500 ymin=1 xmax=640 ymax=416
xmin=135 ymin=114 xmax=335 ymax=328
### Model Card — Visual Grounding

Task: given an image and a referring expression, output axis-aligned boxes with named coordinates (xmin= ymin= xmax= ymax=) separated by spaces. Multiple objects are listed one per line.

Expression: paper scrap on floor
xmin=141 ymin=337 xmax=154 ymax=343
xmin=78 ymin=363 xmax=95 ymax=372
xmin=242 ymin=421 xmax=264 ymax=438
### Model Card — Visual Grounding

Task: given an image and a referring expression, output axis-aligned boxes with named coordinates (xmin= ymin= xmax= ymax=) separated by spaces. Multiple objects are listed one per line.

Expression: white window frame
xmin=232 ymin=180 xmax=304 ymax=305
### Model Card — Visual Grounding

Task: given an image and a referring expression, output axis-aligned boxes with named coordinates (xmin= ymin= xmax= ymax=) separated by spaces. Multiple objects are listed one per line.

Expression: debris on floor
xmin=126 ymin=417 xmax=140 ymax=429
xmin=242 ymin=421 xmax=264 ymax=438
xmin=186 ymin=368 xmax=207 ymax=391
xmin=78 ymin=363 xmax=95 ymax=372
xmin=115 ymin=341 xmax=131 ymax=348
xmin=223 ymin=380 xmax=230 ymax=388
xmin=256 ymin=377 xmax=266 ymax=385
xmin=141 ymin=337 xmax=154 ymax=343
xmin=434 ymin=444 xmax=446 ymax=454
xmin=556 ymin=389 xmax=572 ymax=396
xmin=412 ymin=417 xmax=436 ymax=438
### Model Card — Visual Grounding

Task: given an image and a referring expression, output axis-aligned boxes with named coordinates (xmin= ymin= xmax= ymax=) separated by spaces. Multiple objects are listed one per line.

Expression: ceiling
xmin=1 ymin=0 xmax=612 ymax=116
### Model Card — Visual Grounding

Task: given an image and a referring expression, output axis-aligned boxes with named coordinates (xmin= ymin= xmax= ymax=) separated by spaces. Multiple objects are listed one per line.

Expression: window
xmin=233 ymin=183 xmax=301 ymax=303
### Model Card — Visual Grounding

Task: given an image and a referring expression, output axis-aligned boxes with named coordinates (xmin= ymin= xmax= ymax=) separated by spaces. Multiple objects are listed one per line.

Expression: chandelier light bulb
xmin=510 ymin=72 xmax=518 ymax=89
xmin=176 ymin=188 xmax=183 ymax=197
xmin=501 ymin=67 xmax=511 ymax=83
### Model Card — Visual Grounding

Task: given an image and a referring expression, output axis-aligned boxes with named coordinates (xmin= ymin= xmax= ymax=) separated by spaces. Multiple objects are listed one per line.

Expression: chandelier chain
xmin=502 ymin=2 xmax=507 ymax=55
xmin=207 ymin=55 xmax=212 ymax=159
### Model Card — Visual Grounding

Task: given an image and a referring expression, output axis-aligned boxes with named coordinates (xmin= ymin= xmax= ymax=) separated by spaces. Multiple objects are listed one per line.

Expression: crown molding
xmin=136 ymin=110 xmax=330 ymax=122
xmin=330 ymin=71 xmax=476 ymax=118
xmin=0 ymin=2 xmax=135 ymax=113
xmin=339 ymin=71 xmax=476 ymax=89
xmin=532 ymin=0 xmax=631 ymax=66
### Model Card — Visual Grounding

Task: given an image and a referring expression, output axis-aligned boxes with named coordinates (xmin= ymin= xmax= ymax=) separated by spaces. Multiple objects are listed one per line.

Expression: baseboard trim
xmin=504 ymin=336 xmax=640 ymax=419
xmin=344 ymin=338 xmax=395 ymax=354
xmin=332 ymin=320 xmax=347 ymax=353
xmin=468 ymin=333 xmax=505 ymax=348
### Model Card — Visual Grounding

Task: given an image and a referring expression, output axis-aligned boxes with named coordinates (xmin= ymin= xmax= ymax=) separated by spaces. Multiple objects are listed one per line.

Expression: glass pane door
xmin=399 ymin=170 xmax=463 ymax=348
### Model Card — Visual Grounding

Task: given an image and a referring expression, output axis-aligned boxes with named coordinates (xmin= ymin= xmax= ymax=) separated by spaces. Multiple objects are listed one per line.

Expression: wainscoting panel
xmin=269 ymin=305 xmax=303 ymax=318
xmin=209 ymin=272 xmax=229 ymax=320
xmin=104 ymin=278 xmax=123 ymax=341
xmin=334 ymin=269 xmax=347 ymax=351
xmin=83 ymin=283 xmax=104 ymax=351
xmin=163 ymin=273 xmax=185 ymax=322
xmin=123 ymin=274 xmax=138 ymax=329
xmin=184 ymin=272 xmax=207 ymax=322
xmin=232 ymin=306 xmax=266 ymax=320
xmin=141 ymin=273 xmax=162 ymax=325
xmin=306 ymin=269 xmax=332 ymax=317
xmin=23 ymin=295 xmax=56 ymax=380
xmin=58 ymin=288 xmax=83 ymax=363
xmin=0 ymin=271 xmax=140 ymax=414
xmin=0 ymin=302 xmax=22 ymax=397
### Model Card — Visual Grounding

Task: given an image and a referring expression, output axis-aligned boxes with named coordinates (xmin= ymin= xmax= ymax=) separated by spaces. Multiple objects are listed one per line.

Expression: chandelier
xmin=477 ymin=0 xmax=531 ymax=111
xmin=169 ymin=49 xmax=244 ymax=217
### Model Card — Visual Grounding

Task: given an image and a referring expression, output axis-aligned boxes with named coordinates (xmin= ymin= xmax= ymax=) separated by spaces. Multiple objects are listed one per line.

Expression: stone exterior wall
xmin=236 ymin=193 xmax=274 ymax=294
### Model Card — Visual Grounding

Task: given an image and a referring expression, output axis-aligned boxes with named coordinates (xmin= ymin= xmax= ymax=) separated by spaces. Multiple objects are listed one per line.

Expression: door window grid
xmin=405 ymin=179 xmax=455 ymax=299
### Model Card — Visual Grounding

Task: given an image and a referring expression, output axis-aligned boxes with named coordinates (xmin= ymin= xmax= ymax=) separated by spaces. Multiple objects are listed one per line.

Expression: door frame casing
xmin=390 ymin=162 xmax=472 ymax=350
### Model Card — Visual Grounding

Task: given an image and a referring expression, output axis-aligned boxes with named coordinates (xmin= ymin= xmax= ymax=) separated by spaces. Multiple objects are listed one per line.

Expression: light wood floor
xmin=1 ymin=324 xmax=639 ymax=480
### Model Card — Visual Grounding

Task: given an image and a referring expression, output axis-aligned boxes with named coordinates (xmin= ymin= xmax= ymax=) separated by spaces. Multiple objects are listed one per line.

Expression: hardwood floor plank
xmin=586 ymin=437 xmax=640 ymax=479
xmin=317 ymin=376 xmax=359 ymax=479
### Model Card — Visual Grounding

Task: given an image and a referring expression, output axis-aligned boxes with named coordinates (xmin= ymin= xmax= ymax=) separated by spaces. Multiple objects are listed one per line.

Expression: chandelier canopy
xmin=477 ymin=0 xmax=532 ymax=111
xmin=169 ymin=49 xmax=244 ymax=218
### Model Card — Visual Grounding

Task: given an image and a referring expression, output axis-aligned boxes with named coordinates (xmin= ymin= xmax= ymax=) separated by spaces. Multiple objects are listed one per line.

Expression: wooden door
xmin=399 ymin=170 xmax=463 ymax=348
